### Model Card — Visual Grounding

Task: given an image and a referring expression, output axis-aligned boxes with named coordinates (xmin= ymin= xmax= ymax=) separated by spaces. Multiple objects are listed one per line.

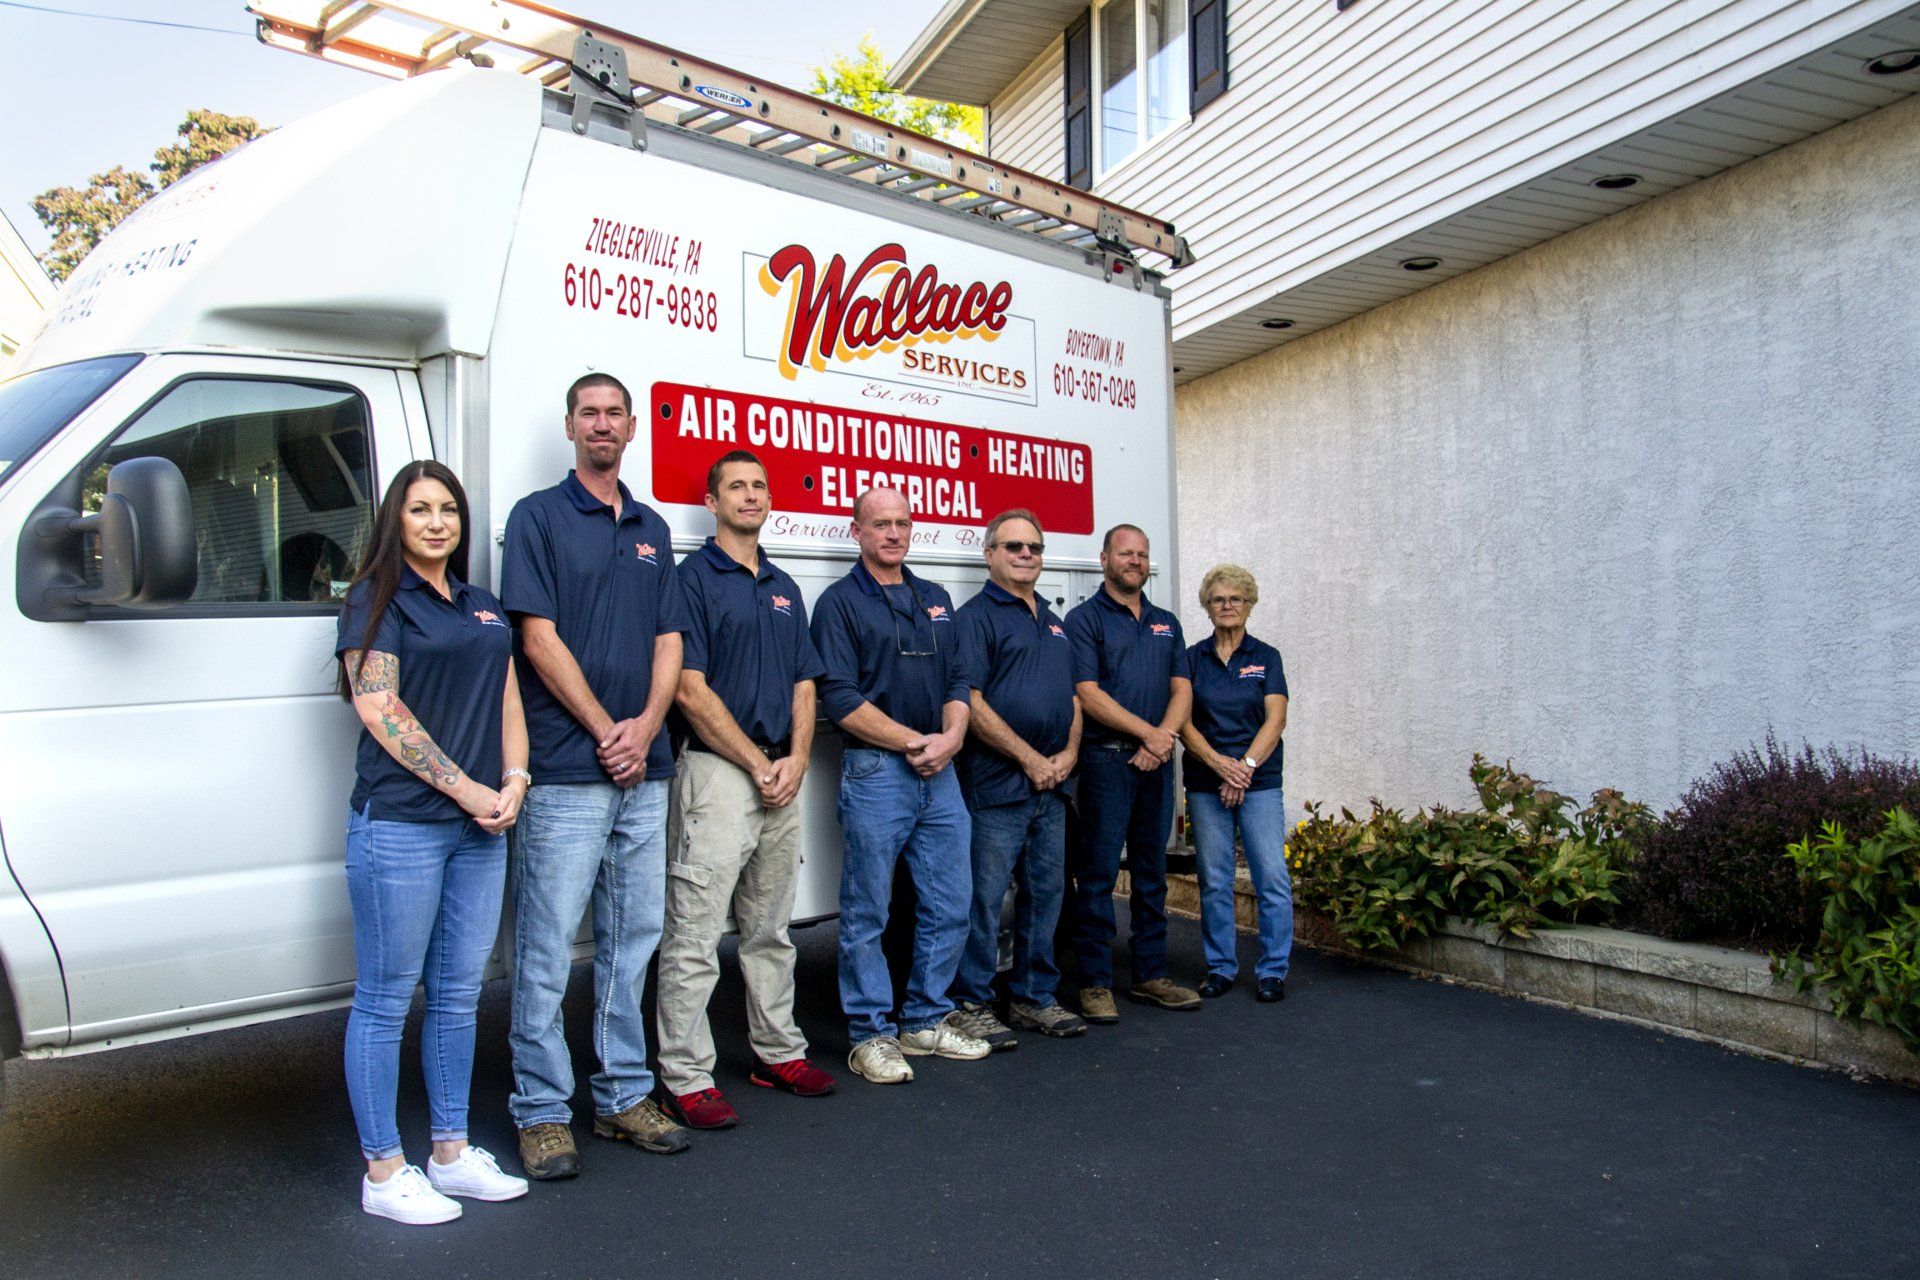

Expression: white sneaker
xmin=898 ymin=1013 xmax=991 ymax=1060
xmin=847 ymin=1035 xmax=916 ymax=1084
xmin=426 ymin=1145 xmax=530 ymax=1202
xmin=361 ymin=1164 xmax=462 ymax=1225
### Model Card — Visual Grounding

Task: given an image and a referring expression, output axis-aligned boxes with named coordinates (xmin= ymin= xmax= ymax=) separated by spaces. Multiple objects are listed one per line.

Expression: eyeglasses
xmin=1207 ymin=595 xmax=1248 ymax=609
xmin=893 ymin=581 xmax=939 ymax=658
xmin=992 ymin=540 xmax=1045 ymax=555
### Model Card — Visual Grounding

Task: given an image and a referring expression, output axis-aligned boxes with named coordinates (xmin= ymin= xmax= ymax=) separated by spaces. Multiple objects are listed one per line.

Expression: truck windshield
xmin=0 ymin=355 xmax=144 ymax=489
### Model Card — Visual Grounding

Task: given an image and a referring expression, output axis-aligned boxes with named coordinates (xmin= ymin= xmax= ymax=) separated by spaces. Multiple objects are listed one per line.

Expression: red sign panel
xmin=650 ymin=382 xmax=1093 ymax=533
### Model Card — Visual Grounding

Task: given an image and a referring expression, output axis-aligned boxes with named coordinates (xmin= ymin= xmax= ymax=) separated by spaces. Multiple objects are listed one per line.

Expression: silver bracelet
xmin=503 ymin=767 xmax=532 ymax=786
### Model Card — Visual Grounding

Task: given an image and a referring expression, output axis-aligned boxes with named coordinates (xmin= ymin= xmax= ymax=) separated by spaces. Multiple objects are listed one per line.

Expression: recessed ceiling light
xmin=1591 ymin=173 xmax=1641 ymax=190
xmin=1400 ymin=256 xmax=1442 ymax=272
xmin=1865 ymin=49 xmax=1920 ymax=75
xmin=1260 ymin=318 xmax=1295 ymax=330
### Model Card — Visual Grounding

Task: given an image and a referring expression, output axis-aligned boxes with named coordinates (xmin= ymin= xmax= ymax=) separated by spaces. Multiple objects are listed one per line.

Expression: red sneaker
xmin=664 ymin=1087 xmax=739 ymax=1130
xmin=750 ymin=1056 xmax=837 ymax=1097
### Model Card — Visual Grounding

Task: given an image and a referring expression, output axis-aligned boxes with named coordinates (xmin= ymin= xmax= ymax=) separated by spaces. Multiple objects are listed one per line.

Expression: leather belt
xmin=685 ymin=738 xmax=789 ymax=759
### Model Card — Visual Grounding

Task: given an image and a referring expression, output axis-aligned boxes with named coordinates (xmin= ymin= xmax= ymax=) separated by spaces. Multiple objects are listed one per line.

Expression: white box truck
xmin=0 ymin=7 xmax=1185 ymax=1086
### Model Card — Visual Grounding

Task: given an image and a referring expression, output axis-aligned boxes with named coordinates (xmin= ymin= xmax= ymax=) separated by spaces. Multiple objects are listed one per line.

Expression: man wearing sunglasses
xmin=948 ymin=510 xmax=1086 ymax=1048
xmin=811 ymin=487 xmax=988 ymax=1083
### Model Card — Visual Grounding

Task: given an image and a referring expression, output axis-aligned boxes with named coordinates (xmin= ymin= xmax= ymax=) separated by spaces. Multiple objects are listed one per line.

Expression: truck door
xmin=0 ymin=354 xmax=421 ymax=1046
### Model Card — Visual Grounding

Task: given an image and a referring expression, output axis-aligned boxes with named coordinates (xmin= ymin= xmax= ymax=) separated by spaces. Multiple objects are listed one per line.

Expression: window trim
xmin=1091 ymin=0 xmax=1192 ymax=183
xmin=71 ymin=371 xmax=381 ymax=621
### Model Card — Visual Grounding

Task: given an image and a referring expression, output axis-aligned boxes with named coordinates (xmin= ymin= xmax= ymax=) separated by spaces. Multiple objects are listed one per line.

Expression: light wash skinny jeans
xmin=343 ymin=805 xmax=507 ymax=1161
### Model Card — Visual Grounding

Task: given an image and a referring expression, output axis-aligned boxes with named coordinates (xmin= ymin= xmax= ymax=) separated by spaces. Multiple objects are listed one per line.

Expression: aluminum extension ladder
xmin=246 ymin=0 xmax=1194 ymax=272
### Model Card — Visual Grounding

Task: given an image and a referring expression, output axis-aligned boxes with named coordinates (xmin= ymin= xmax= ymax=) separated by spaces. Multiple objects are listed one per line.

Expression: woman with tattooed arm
xmin=335 ymin=460 xmax=531 ymax=1224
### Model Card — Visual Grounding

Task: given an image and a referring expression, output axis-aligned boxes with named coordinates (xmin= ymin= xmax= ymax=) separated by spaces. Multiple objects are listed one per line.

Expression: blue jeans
xmin=952 ymin=791 xmax=1067 ymax=1007
xmin=1070 ymin=745 xmax=1175 ymax=987
xmin=837 ymin=748 xmax=972 ymax=1043
xmin=508 ymin=780 xmax=668 ymax=1126
xmin=343 ymin=806 xmax=508 ymax=1161
xmin=1188 ymin=788 xmax=1294 ymax=981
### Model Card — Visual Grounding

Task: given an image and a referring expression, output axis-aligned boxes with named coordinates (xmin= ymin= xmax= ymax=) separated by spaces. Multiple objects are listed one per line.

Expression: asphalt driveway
xmin=2 ymin=916 xmax=1916 ymax=1279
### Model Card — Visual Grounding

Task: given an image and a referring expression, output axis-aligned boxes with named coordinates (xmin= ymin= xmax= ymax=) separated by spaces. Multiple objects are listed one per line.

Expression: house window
xmin=1094 ymin=0 xmax=1187 ymax=176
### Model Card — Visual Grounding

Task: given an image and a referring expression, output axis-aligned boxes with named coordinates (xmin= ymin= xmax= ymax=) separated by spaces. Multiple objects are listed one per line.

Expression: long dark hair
xmin=336 ymin=460 xmax=473 ymax=700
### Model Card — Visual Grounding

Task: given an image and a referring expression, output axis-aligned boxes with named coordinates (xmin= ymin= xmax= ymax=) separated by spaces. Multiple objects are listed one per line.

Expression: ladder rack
xmin=247 ymin=0 xmax=1193 ymax=271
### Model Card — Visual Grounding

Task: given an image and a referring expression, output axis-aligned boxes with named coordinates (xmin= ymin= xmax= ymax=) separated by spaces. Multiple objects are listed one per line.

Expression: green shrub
xmin=1773 ymin=808 xmax=1920 ymax=1053
xmin=1290 ymin=756 xmax=1648 ymax=952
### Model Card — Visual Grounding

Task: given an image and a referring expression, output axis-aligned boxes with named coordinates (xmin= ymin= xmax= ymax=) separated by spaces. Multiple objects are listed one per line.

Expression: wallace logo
xmin=925 ymin=604 xmax=950 ymax=622
xmin=759 ymin=242 xmax=1014 ymax=380
xmin=1150 ymin=623 xmax=1174 ymax=637
xmin=634 ymin=542 xmax=659 ymax=565
xmin=473 ymin=610 xmax=507 ymax=628
xmin=770 ymin=593 xmax=793 ymax=616
xmin=1239 ymin=664 xmax=1267 ymax=680
xmin=1048 ymin=623 xmax=1066 ymax=638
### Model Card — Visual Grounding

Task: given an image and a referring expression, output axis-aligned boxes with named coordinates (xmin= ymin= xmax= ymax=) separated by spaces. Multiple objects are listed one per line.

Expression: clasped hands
xmin=1128 ymin=724 xmax=1178 ymax=773
xmin=903 ymin=727 xmax=964 ymax=778
xmin=597 ymin=713 xmax=661 ymax=787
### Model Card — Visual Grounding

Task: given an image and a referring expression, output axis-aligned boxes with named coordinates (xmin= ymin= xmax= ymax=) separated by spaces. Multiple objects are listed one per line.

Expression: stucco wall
xmin=1173 ymin=92 xmax=1920 ymax=817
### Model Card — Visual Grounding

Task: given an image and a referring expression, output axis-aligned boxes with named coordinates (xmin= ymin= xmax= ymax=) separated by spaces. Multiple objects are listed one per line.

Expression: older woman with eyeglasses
xmin=1178 ymin=564 xmax=1292 ymax=1002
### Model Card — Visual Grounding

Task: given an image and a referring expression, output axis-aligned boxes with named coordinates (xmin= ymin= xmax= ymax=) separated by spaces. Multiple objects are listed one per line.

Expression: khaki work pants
xmin=655 ymin=748 xmax=809 ymax=1094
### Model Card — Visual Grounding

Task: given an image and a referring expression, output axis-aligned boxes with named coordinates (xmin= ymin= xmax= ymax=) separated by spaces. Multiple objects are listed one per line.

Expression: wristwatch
xmin=1241 ymin=755 xmax=1260 ymax=770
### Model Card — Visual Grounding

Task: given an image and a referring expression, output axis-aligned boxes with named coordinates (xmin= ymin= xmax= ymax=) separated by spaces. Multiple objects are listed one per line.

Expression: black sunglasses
xmin=992 ymin=540 xmax=1045 ymax=555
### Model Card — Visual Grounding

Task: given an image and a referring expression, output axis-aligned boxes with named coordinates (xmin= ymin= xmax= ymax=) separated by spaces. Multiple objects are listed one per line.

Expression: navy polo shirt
xmin=812 ymin=560 xmax=969 ymax=738
xmin=500 ymin=473 xmax=689 ymax=785
xmin=1063 ymin=585 xmax=1187 ymax=746
xmin=336 ymin=567 xmax=513 ymax=823
xmin=956 ymin=580 xmax=1077 ymax=809
xmin=674 ymin=538 xmax=825 ymax=748
xmin=1183 ymin=633 xmax=1289 ymax=793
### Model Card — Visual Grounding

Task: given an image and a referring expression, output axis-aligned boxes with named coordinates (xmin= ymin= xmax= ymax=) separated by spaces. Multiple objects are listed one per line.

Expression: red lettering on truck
xmin=760 ymin=243 xmax=1013 ymax=380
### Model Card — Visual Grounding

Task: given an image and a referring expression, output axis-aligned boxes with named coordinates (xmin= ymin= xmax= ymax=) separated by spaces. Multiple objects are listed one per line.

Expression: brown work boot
xmin=517 ymin=1122 xmax=581 ymax=1180
xmin=592 ymin=1098 xmax=692 ymax=1154
xmin=1078 ymin=986 xmax=1119 ymax=1024
xmin=1129 ymin=977 xmax=1203 ymax=1010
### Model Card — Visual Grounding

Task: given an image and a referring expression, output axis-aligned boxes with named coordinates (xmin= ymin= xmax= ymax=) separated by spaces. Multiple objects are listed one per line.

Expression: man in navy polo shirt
xmin=1064 ymin=523 xmax=1200 ymax=1022
xmin=654 ymin=450 xmax=837 ymax=1129
xmin=500 ymin=373 xmax=692 ymax=1179
xmin=811 ymin=487 xmax=990 ymax=1083
xmin=949 ymin=509 xmax=1086 ymax=1048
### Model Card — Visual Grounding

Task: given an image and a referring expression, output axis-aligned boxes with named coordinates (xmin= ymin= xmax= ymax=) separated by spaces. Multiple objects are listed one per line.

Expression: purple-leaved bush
xmin=1624 ymin=733 xmax=1920 ymax=951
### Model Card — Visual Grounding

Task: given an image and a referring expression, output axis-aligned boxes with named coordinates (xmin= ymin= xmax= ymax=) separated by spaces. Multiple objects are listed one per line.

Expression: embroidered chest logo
xmin=770 ymin=593 xmax=793 ymax=617
xmin=634 ymin=541 xmax=659 ymax=565
xmin=1149 ymin=623 xmax=1174 ymax=637
xmin=1238 ymin=664 xmax=1267 ymax=680
xmin=926 ymin=604 xmax=950 ymax=622
xmin=1048 ymin=623 xmax=1067 ymax=638
xmin=473 ymin=609 xmax=507 ymax=628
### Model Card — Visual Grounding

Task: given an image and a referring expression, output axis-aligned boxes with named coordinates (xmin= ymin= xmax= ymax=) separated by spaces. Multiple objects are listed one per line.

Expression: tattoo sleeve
xmin=346 ymin=650 xmax=398 ymax=697
xmin=347 ymin=650 xmax=469 ymax=795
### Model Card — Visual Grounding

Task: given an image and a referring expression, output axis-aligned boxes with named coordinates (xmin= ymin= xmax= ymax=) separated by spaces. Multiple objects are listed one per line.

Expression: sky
xmin=0 ymin=0 xmax=950 ymax=258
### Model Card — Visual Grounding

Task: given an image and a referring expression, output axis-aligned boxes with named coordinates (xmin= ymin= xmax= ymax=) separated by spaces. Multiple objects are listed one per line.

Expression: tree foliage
xmin=809 ymin=35 xmax=982 ymax=147
xmin=33 ymin=109 xmax=269 ymax=282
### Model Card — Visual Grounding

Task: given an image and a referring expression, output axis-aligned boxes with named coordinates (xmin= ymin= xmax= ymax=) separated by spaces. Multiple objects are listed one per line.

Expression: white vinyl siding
xmin=988 ymin=33 xmax=1068 ymax=179
xmin=976 ymin=0 xmax=1920 ymax=340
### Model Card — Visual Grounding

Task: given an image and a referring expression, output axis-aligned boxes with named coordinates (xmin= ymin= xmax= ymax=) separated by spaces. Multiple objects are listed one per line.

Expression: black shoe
xmin=1256 ymin=978 xmax=1286 ymax=1003
xmin=1198 ymin=973 xmax=1234 ymax=999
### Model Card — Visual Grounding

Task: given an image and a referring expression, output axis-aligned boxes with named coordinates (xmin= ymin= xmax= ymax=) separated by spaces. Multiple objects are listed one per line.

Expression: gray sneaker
xmin=1009 ymin=1001 xmax=1088 ymax=1038
xmin=898 ymin=1013 xmax=991 ymax=1060
xmin=953 ymin=1001 xmax=1019 ymax=1051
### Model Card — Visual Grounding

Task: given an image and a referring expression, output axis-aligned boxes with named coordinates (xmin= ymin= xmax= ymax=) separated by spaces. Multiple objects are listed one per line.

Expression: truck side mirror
xmin=102 ymin=456 xmax=198 ymax=605
xmin=16 ymin=457 xmax=198 ymax=619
